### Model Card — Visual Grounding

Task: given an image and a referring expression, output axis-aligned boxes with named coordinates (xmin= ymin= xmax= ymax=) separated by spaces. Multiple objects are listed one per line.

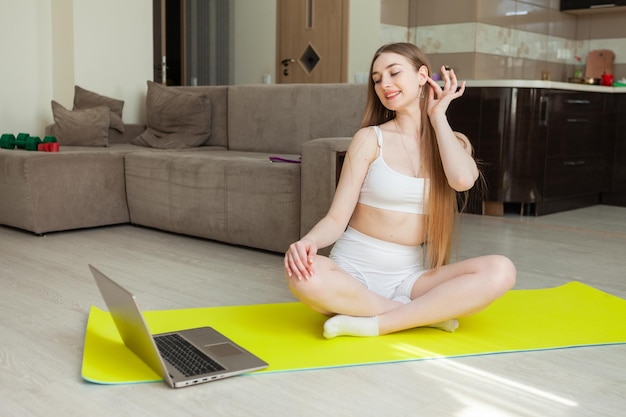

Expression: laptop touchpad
xmin=206 ymin=342 xmax=243 ymax=357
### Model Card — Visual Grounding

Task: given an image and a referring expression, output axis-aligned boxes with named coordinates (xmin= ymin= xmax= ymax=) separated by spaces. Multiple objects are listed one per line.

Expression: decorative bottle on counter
xmin=573 ymin=56 xmax=583 ymax=79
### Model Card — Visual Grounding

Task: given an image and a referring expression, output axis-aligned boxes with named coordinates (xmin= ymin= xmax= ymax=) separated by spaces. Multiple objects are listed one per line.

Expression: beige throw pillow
xmin=73 ymin=85 xmax=125 ymax=132
xmin=132 ymin=81 xmax=211 ymax=149
xmin=51 ymin=101 xmax=110 ymax=147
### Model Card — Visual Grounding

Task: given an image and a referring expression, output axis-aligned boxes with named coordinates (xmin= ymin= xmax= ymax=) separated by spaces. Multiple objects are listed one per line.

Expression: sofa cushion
xmin=73 ymin=85 xmax=125 ymax=133
xmin=125 ymin=150 xmax=300 ymax=253
xmin=132 ymin=81 xmax=212 ymax=149
xmin=173 ymin=86 xmax=229 ymax=148
xmin=125 ymin=152 xmax=228 ymax=238
xmin=227 ymin=84 xmax=366 ymax=154
xmin=0 ymin=148 xmax=129 ymax=233
xmin=221 ymin=153 xmax=301 ymax=252
xmin=51 ymin=101 xmax=110 ymax=147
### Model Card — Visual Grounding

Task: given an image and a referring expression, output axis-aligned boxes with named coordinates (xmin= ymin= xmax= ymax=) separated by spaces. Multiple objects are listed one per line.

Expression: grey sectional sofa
xmin=0 ymin=83 xmax=366 ymax=253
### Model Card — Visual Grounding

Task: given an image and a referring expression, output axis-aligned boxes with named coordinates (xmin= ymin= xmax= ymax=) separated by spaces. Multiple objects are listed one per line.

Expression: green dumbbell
xmin=26 ymin=136 xmax=42 ymax=151
xmin=14 ymin=133 xmax=29 ymax=149
xmin=15 ymin=134 xmax=42 ymax=151
xmin=42 ymin=136 xmax=57 ymax=144
xmin=16 ymin=133 xmax=29 ymax=142
xmin=0 ymin=133 xmax=16 ymax=149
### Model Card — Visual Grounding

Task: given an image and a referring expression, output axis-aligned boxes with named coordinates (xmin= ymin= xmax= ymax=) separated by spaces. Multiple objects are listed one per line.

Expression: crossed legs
xmin=286 ymin=254 xmax=516 ymax=338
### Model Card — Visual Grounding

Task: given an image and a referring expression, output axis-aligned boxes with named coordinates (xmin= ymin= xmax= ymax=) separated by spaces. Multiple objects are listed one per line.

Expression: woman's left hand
xmin=425 ymin=66 xmax=466 ymax=120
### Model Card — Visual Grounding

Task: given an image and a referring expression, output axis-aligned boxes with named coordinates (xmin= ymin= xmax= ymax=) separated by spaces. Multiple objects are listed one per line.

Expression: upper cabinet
xmin=561 ymin=0 xmax=626 ymax=13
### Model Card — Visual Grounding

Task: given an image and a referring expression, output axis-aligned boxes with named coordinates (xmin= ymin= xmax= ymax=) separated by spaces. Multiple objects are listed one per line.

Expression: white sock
xmin=323 ymin=315 xmax=379 ymax=339
xmin=426 ymin=319 xmax=459 ymax=333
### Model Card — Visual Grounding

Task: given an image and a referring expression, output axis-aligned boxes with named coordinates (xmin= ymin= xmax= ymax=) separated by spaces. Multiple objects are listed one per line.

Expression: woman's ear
xmin=417 ymin=65 xmax=429 ymax=86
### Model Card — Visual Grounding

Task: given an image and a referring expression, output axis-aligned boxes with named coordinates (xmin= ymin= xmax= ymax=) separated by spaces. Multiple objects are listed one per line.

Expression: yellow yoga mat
xmin=82 ymin=282 xmax=626 ymax=384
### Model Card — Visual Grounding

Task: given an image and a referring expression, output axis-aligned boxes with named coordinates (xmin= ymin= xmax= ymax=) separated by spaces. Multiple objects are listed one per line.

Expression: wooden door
xmin=277 ymin=0 xmax=349 ymax=83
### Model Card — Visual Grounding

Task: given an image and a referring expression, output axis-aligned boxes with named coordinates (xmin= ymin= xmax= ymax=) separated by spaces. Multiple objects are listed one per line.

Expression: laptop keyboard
xmin=154 ymin=333 xmax=225 ymax=377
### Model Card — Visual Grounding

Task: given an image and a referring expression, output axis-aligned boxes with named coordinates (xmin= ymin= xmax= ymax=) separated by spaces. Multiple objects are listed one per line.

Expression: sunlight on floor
xmin=392 ymin=342 xmax=578 ymax=416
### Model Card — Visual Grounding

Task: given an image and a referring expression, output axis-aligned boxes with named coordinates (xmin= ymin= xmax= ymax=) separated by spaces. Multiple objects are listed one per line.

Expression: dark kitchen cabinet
xmin=446 ymin=86 xmax=484 ymax=214
xmin=543 ymin=91 xmax=608 ymax=204
xmin=560 ymin=0 xmax=626 ymax=12
xmin=602 ymin=94 xmax=626 ymax=205
xmin=448 ymin=87 xmax=609 ymax=215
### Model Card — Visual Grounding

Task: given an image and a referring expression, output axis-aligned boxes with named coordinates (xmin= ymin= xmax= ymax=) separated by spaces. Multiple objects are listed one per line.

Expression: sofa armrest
xmin=300 ymin=137 xmax=351 ymax=246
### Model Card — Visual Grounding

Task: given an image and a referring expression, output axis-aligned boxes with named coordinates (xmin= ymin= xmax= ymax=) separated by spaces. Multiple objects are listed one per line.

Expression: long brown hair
xmin=361 ymin=42 xmax=460 ymax=270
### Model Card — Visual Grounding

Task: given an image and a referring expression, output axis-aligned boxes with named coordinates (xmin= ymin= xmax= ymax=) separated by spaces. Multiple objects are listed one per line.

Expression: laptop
xmin=89 ymin=264 xmax=268 ymax=388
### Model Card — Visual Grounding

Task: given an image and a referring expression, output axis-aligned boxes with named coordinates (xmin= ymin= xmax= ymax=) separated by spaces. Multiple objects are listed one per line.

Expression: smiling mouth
xmin=384 ymin=91 xmax=400 ymax=100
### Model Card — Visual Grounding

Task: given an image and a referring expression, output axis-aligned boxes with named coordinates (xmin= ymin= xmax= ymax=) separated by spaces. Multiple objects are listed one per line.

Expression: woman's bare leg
xmin=286 ymin=256 xmax=401 ymax=317
xmin=324 ymin=255 xmax=516 ymax=338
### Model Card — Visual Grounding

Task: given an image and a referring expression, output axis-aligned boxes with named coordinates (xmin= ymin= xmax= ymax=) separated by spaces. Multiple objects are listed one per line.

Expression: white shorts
xmin=329 ymin=227 xmax=427 ymax=299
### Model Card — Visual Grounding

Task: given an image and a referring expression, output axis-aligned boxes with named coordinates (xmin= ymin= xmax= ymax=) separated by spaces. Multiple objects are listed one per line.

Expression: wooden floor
xmin=1 ymin=205 xmax=625 ymax=416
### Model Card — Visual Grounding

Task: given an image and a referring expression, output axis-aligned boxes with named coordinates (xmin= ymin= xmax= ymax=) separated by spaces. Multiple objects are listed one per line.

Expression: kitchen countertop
xmin=462 ymin=79 xmax=626 ymax=93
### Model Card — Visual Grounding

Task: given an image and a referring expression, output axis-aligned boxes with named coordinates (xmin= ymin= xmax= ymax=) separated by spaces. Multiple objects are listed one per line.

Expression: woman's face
xmin=371 ymin=52 xmax=426 ymax=111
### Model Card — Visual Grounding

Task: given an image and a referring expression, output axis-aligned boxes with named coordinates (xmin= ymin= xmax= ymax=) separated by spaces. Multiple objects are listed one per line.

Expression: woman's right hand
xmin=284 ymin=238 xmax=317 ymax=281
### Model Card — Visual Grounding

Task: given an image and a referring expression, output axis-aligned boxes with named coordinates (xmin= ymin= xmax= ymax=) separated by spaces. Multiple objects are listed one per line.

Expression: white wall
xmin=0 ymin=0 xmax=151 ymax=137
xmin=232 ymin=0 xmax=277 ymax=84
xmin=0 ymin=0 xmax=53 ymax=136
xmin=0 ymin=0 xmax=382 ymax=135
xmin=69 ymin=0 xmax=152 ymax=124
xmin=348 ymin=0 xmax=381 ymax=83
xmin=51 ymin=0 xmax=75 ymax=107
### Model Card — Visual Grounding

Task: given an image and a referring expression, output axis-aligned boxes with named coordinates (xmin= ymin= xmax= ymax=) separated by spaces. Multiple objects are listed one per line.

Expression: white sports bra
xmin=358 ymin=126 xmax=428 ymax=215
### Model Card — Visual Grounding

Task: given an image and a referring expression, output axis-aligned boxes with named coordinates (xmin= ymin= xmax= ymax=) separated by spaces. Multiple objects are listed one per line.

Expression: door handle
xmin=566 ymin=99 xmax=591 ymax=105
xmin=539 ymin=95 xmax=549 ymax=127
xmin=161 ymin=56 xmax=167 ymax=85
xmin=281 ymin=58 xmax=295 ymax=76
xmin=563 ymin=160 xmax=586 ymax=166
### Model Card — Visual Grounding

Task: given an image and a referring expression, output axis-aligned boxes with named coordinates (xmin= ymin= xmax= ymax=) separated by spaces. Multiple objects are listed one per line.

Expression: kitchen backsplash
xmin=381 ymin=0 xmax=626 ymax=82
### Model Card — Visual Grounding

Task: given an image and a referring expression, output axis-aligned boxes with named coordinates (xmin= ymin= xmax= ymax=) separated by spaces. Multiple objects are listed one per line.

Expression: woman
xmin=284 ymin=43 xmax=516 ymax=339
